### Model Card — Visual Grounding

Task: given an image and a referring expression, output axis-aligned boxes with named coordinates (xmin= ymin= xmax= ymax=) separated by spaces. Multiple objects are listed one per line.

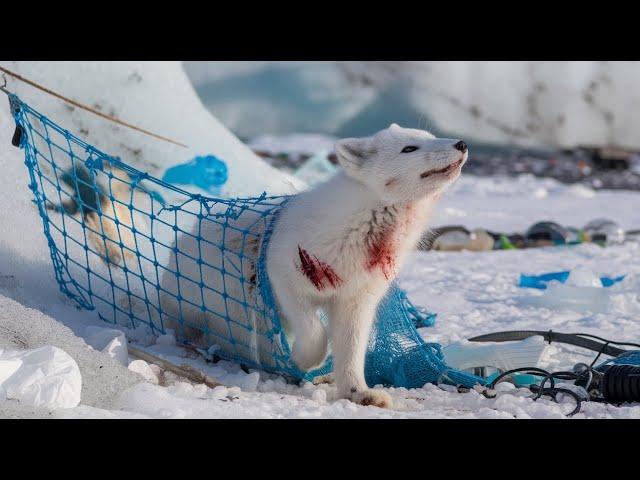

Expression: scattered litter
xmin=162 ymin=154 xmax=228 ymax=196
xmin=84 ymin=326 xmax=129 ymax=366
xmin=583 ymin=218 xmax=626 ymax=245
xmin=443 ymin=336 xmax=547 ymax=376
xmin=128 ymin=359 xmax=159 ymax=385
xmin=519 ymin=268 xmax=625 ymax=290
xmin=0 ymin=345 xmax=81 ymax=409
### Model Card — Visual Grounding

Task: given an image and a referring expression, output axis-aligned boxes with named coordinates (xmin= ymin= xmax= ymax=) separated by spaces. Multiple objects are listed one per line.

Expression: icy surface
xmin=185 ymin=61 xmax=640 ymax=150
xmin=565 ymin=267 xmax=604 ymax=288
xmin=1 ymin=62 xmax=640 ymax=418
xmin=520 ymin=282 xmax=610 ymax=314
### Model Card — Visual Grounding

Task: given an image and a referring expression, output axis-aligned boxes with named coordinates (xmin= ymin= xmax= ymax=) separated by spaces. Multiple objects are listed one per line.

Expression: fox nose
xmin=453 ymin=140 xmax=468 ymax=153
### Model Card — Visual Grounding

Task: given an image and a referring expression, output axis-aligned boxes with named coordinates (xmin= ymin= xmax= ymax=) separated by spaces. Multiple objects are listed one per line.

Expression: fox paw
xmin=351 ymin=389 xmax=393 ymax=409
xmin=312 ymin=373 xmax=334 ymax=385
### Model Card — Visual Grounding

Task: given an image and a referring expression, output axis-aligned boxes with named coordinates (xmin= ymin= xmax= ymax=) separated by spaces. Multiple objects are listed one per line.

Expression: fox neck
xmin=314 ymin=172 xmax=436 ymax=280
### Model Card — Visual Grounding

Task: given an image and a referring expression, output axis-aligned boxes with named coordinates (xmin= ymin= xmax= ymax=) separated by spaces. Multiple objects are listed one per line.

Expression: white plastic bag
xmin=0 ymin=346 xmax=82 ymax=409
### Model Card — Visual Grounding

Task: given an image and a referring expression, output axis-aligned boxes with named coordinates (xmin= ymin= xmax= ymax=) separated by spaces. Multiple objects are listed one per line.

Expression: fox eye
xmin=401 ymin=146 xmax=418 ymax=153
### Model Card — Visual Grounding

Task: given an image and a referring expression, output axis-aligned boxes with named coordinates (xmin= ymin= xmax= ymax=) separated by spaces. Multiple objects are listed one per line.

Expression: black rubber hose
xmin=601 ymin=365 xmax=640 ymax=403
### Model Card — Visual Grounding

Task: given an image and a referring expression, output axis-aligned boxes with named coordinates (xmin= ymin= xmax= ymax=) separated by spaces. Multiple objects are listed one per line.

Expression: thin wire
xmin=572 ymin=332 xmax=640 ymax=350
xmin=0 ymin=65 xmax=189 ymax=149
xmin=590 ymin=340 xmax=611 ymax=368
xmin=487 ymin=367 xmax=584 ymax=416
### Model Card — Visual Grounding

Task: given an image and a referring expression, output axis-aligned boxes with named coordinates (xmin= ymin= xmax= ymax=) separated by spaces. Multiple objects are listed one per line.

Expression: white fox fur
xmin=161 ymin=124 xmax=467 ymax=408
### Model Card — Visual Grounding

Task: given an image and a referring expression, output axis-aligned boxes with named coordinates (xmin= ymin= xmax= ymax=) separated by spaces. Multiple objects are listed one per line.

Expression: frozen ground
xmin=1 ymin=62 xmax=640 ymax=418
xmin=3 ymin=160 xmax=639 ymax=418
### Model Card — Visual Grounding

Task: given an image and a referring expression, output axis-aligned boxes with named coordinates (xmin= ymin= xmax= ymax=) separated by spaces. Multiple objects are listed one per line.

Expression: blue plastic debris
xmin=162 ymin=154 xmax=228 ymax=195
xmin=519 ymin=271 xmax=625 ymax=290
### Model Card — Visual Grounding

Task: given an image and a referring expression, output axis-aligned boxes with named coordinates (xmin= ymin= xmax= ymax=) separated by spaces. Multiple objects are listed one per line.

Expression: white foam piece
xmin=84 ymin=326 xmax=129 ymax=366
xmin=128 ymin=359 xmax=159 ymax=385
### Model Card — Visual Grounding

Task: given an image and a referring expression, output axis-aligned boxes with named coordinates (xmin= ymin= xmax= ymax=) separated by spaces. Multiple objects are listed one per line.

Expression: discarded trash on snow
xmin=0 ymin=345 xmax=82 ymax=409
xmin=443 ymin=336 xmax=547 ymax=378
xmin=519 ymin=268 xmax=616 ymax=314
xmin=84 ymin=326 xmax=129 ymax=366
xmin=583 ymin=218 xmax=626 ymax=246
xmin=519 ymin=267 xmax=625 ymax=290
xmin=162 ymin=154 xmax=228 ymax=196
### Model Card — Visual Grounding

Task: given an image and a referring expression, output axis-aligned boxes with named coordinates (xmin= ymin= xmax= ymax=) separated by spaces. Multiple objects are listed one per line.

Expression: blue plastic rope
xmin=8 ymin=93 xmax=482 ymax=389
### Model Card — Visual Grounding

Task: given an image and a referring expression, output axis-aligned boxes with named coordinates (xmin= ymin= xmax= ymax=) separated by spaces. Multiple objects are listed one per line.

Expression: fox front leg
xmin=328 ymin=295 xmax=393 ymax=408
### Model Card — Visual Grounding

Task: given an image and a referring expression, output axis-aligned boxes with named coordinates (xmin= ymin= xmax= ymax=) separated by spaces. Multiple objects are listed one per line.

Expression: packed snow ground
xmin=3 ymin=159 xmax=639 ymax=418
xmin=1 ymin=62 xmax=640 ymax=418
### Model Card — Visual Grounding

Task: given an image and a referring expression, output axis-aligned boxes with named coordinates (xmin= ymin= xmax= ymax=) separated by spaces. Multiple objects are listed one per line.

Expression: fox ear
xmin=335 ymin=137 xmax=376 ymax=174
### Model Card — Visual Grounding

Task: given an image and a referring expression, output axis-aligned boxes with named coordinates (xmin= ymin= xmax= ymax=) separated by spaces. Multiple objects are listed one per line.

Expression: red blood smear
xmin=365 ymin=226 xmax=396 ymax=280
xmin=298 ymin=246 xmax=343 ymax=290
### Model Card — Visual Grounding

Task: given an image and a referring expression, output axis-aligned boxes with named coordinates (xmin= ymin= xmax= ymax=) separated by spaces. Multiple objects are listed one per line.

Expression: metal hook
xmin=0 ymin=73 xmax=8 ymax=94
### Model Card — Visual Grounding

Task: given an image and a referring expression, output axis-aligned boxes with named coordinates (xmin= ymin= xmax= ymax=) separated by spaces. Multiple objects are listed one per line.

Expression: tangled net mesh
xmin=8 ymin=93 xmax=481 ymax=388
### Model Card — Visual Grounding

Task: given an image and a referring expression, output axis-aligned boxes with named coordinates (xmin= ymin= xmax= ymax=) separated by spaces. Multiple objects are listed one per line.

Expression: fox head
xmin=335 ymin=123 xmax=468 ymax=204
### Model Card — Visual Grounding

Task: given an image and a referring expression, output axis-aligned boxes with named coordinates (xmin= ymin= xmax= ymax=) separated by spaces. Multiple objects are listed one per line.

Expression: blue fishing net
xmin=7 ymin=93 xmax=482 ymax=389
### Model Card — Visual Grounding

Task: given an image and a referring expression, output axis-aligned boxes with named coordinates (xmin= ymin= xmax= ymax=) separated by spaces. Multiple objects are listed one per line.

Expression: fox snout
xmin=453 ymin=140 xmax=467 ymax=153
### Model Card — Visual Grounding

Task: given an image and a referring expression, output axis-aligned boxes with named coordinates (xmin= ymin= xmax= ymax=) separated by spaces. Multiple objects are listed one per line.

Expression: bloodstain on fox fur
xmin=297 ymin=246 xmax=342 ymax=290
xmin=365 ymin=225 xmax=396 ymax=280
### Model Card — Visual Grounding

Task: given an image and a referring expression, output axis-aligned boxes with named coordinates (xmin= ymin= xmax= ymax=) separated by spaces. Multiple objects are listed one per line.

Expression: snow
xmin=432 ymin=174 xmax=640 ymax=232
xmin=520 ymin=281 xmax=611 ymax=314
xmin=1 ymin=61 xmax=304 ymax=197
xmin=0 ymin=295 xmax=142 ymax=418
xmin=1 ymin=62 xmax=640 ymax=418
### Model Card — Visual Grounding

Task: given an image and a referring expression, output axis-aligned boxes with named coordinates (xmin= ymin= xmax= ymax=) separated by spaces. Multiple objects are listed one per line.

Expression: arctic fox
xmin=267 ymin=124 xmax=467 ymax=407
xmin=160 ymin=123 xmax=467 ymax=408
